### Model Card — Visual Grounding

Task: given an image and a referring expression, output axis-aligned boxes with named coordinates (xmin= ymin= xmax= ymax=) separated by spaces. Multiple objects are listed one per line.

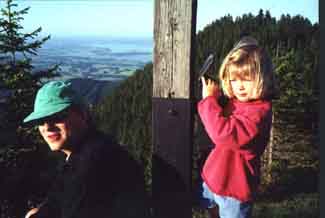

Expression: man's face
xmin=38 ymin=109 xmax=86 ymax=153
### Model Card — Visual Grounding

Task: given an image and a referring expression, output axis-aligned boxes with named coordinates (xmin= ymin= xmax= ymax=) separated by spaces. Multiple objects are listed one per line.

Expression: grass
xmin=253 ymin=193 xmax=319 ymax=218
xmin=192 ymin=193 xmax=319 ymax=218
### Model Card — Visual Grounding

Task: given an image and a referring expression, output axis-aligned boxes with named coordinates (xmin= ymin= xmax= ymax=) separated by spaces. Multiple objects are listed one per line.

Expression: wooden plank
xmin=152 ymin=98 xmax=193 ymax=218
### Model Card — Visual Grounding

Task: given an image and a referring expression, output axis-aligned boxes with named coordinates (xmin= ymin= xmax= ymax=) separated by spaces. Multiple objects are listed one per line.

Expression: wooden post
xmin=152 ymin=0 xmax=197 ymax=217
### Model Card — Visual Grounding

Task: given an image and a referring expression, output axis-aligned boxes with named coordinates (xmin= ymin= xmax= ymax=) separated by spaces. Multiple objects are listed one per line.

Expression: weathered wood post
xmin=152 ymin=0 xmax=197 ymax=217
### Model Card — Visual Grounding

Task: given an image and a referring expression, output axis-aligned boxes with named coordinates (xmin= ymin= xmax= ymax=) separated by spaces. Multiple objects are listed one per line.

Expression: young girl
xmin=198 ymin=36 xmax=277 ymax=218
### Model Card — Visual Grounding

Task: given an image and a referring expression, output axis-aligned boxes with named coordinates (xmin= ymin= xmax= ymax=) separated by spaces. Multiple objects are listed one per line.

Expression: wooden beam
xmin=152 ymin=0 xmax=197 ymax=217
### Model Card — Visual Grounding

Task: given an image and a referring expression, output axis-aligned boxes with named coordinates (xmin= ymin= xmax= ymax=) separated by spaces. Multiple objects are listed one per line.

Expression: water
xmin=33 ymin=36 xmax=153 ymax=81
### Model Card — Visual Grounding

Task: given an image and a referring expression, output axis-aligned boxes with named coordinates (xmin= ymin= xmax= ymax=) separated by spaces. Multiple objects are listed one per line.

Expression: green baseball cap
xmin=23 ymin=80 xmax=82 ymax=123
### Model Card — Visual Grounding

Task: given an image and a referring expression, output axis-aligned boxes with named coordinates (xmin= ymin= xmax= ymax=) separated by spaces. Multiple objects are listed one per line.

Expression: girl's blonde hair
xmin=219 ymin=45 xmax=277 ymax=100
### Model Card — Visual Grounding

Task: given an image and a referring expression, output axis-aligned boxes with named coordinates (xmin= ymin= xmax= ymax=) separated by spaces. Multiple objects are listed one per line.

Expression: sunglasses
xmin=36 ymin=110 xmax=70 ymax=126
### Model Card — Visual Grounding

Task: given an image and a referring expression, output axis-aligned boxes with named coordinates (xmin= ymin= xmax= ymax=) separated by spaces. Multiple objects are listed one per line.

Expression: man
xmin=24 ymin=80 xmax=148 ymax=218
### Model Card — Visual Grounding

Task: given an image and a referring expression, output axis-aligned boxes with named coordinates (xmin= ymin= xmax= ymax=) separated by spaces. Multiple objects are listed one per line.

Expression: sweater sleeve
xmin=197 ymin=96 xmax=271 ymax=150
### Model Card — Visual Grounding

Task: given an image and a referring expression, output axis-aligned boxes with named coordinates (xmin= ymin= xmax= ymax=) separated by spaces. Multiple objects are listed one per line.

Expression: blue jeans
xmin=199 ymin=182 xmax=253 ymax=218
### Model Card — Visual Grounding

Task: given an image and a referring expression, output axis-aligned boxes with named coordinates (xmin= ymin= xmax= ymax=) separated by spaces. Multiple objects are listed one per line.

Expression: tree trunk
xmin=266 ymin=112 xmax=275 ymax=184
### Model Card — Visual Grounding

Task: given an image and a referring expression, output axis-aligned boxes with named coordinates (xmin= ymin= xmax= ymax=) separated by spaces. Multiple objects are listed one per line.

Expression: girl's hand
xmin=25 ymin=208 xmax=39 ymax=218
xmin=201 ymin=77 xmax=219 ymax=99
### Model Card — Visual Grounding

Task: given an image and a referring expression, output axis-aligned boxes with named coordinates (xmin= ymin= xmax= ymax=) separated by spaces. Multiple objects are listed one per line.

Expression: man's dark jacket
xmin=33 ymin=130 xmax=149 ymax=218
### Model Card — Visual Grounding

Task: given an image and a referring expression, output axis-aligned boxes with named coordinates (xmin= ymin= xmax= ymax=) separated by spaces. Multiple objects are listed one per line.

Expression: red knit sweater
xmin=198 ymin=95 xmax=272 ymax=202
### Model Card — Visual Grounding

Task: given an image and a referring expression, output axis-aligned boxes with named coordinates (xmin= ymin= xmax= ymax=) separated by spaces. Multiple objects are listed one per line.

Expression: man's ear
xmin=70 ymin=108 xmax=88 ymax=128
xmin=80 ymin=109 xmax=91 ymax=125
xmin=79 ymin=110 xmax=89 ymax=127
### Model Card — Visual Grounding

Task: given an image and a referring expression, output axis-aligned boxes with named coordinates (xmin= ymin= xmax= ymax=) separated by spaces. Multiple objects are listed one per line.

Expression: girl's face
xmin=229 ymin=64 xmax=254 ymax=102
xmin=229 ymin=75 xmax=254 ymax=102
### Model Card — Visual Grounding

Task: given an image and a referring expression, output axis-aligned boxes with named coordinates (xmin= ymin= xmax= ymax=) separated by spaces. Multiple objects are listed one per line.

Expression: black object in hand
xmin=198 ymin=54 xmax=216 ymax=82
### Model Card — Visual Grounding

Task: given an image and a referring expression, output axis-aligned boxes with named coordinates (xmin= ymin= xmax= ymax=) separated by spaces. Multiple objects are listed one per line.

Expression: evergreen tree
xmin=0 ymin=1 xmax=59 ymax=216
xmin=0 ymin=0 xmax=58 ymax=145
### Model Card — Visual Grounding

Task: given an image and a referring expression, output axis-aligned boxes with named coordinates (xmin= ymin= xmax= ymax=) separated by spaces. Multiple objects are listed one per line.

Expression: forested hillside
xmin=93 ymin=63 xmax=153 ymax=189
xmin=93 ymin=10 xmax=319 ymax=218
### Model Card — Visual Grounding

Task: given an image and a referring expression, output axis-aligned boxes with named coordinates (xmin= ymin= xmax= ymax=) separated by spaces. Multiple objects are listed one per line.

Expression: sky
xmin=10 ymin=0 xmax=319 ymax=38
